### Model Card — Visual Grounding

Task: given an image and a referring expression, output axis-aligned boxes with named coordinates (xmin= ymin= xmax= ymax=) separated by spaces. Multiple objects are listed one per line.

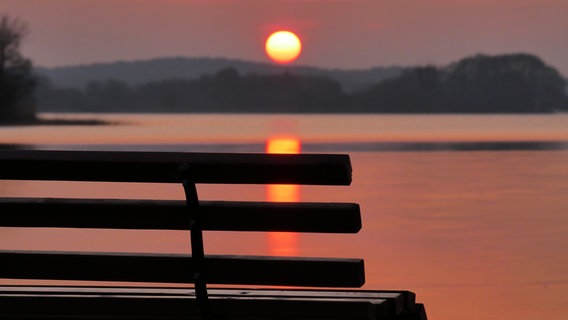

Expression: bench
xmin=0 ymin=149 xmax=427 ymax=320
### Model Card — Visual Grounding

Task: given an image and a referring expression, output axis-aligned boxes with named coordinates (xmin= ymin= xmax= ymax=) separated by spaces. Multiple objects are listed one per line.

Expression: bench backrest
xmin=0 ymin=149 xmax=364 ymax=290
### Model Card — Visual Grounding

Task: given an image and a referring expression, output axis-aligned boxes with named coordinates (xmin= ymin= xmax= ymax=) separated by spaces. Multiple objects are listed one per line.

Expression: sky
xmin=2 ymin=0 xmax=568 ymax=76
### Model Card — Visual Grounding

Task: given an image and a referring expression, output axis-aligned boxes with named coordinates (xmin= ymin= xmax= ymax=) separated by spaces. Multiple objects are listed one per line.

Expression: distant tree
xmin=353 ymin=53 xmax=568 ymax=113
xmin=0 ymin=13 xmax=37 ymax=123
xmin=443 ymin=53 xmax=568 ymax=112
xmin=35 ymin=75 xmax=85 ymax=112
xmin=354 ymin=66 xmax=444 ymax=112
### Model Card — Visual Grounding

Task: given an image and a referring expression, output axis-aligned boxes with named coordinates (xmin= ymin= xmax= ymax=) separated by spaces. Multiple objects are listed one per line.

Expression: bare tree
xmin=0 ymin=14 xmax=30 ymax=74
xmin=0 ymin=13 xmax=36 ymax=123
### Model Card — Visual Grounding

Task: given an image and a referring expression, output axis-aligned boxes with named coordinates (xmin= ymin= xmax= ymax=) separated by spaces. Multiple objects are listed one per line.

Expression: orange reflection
xmin=266 ymin=136 xmax=301 ymax=154
xmin=266 ymin=136 xmax=300 ymax=256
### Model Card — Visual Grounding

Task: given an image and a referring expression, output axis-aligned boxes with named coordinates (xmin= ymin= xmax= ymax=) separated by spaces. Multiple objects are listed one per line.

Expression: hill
xmin=32 ymin=53 xmax=568 ymax=114
xmin=34 ymin=57 xmax=404 ymax=93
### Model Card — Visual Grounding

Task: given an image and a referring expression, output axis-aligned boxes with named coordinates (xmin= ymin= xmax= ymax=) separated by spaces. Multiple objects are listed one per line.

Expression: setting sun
xmin=265 ymin=30 xmax=302 ymax=64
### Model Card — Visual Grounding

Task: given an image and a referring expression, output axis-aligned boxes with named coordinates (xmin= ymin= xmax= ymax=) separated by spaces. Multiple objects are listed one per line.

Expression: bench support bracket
xmin=181 ymin=164 xmax=210 ymax=320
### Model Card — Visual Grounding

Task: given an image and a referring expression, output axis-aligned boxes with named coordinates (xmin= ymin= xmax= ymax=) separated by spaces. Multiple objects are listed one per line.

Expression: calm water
xmin=2 ymin=113 xmax=568 ymax=320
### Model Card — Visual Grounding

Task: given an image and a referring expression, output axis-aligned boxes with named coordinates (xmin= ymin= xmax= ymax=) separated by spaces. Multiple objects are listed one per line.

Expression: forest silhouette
xmin=36 ymin=53 xmax=568 ymax=114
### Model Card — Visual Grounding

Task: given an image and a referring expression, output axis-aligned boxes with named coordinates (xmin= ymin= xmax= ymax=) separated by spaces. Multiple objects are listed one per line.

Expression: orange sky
xmin=2 ymin=0 xmax=568 ymax=76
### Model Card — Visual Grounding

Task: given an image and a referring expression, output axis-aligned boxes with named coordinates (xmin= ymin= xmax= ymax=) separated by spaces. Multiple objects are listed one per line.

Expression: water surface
xmin=1 ymin=113 xmax=568 ymax=320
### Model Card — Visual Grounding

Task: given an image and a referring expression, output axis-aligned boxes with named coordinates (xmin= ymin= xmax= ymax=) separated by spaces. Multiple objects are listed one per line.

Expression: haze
xmin=2 ymin=0 xmax=567 ymax=76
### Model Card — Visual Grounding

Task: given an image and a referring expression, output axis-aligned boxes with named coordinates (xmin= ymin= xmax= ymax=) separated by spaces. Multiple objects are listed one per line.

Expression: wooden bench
xmin=0 ymin=149 xmax=427 ymax=320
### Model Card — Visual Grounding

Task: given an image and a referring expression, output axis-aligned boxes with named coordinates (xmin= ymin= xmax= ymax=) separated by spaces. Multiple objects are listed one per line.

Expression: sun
xmin=265 ymin=30 xmax=302 ymax=64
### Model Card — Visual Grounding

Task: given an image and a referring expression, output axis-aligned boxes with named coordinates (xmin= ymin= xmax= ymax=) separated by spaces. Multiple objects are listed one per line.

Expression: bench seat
xmin=0 ymin=149 xmax=427 ymax=320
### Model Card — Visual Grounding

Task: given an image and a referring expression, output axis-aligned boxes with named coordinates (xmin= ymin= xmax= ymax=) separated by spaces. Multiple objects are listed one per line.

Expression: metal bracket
xmin=180 ymin=164 xmax=210 ymax=320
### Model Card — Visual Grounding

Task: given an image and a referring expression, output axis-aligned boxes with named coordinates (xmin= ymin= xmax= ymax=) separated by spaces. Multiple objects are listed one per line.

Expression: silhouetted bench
xmin=0 ymin=149 xmax=427 ymax=320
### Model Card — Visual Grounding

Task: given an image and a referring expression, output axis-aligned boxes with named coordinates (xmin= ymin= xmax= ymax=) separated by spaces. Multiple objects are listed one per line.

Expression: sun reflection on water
xmin=266 ymin=136 xmax=301 ymax=256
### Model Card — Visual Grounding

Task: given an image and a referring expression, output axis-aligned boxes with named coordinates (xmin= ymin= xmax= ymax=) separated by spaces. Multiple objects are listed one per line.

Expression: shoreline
xmin=0 ymin=118 xmax=112 ymax=126
xmin=2 ymin=140 xmax=567 ymax=153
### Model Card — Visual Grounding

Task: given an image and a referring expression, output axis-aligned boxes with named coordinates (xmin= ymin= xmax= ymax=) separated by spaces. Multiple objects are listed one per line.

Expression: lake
xmin=1 ymin=113 xmax=568 ymax=320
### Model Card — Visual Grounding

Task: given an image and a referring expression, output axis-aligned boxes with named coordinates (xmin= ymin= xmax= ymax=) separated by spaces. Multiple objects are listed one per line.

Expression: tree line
xmin=353 ymin=54 xmax=568 ymax=113
xmin=1 ymin=13 xmax=568 ymax=124
xmin=36 ymin=53 xmax=568 ymax=114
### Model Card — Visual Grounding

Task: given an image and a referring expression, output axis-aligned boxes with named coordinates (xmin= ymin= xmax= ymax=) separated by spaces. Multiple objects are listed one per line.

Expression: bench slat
xmin=0 ymin=149 xmax=352 ymax=185
xmin=0 ymin=287 xmax=396 ymax=320
xmin=0 ymin=198 xmax=361 ymax=233
xmin=0 ymin=286 xmax=427 ymax=320
xmin=0 ymin=250 xmax=365 ymax=288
